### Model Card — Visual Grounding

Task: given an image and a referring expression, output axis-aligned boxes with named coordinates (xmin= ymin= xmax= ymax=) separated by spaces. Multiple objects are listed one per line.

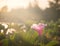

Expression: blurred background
xmin=0 ymin=0 xmax=60 ymax=46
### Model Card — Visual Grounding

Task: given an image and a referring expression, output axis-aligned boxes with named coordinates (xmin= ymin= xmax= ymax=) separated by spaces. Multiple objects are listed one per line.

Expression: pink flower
xmin=31 ymin=23 xmax=47 ymax=36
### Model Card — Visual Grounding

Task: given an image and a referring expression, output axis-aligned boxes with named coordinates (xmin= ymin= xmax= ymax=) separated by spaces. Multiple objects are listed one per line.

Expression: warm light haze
xmin=0 ymin=0 xmax=55 ymax=12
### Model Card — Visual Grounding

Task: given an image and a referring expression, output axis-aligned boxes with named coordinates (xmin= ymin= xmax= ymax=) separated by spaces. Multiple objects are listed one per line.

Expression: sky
xmin=0 ymin=0 xmax=55 ymax=12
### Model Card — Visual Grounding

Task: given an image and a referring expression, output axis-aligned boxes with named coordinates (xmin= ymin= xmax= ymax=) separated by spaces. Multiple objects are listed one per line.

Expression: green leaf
xmin=46 ymin=40 xmax=58 ymax=46
xmin=2 ymin=39 xmax=8 ymax=46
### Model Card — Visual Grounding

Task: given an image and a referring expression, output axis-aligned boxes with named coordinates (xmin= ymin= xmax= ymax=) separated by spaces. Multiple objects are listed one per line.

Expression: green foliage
xmin=2 ymin=39 xmax=8 ymax=46
xmin=0 ymin=19 xmax=60 ymax=46
xmin=46 ymin=40 xmax=58 ymax=46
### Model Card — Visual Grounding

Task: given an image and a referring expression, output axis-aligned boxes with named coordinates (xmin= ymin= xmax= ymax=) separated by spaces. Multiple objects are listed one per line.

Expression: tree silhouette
xmin=41 ymin=0 xmax=60 ymax=21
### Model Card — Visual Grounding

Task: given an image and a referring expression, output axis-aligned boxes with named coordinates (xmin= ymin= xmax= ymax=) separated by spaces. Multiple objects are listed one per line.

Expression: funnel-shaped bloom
xmin=31 ymin=23 xmax=47 ymax=36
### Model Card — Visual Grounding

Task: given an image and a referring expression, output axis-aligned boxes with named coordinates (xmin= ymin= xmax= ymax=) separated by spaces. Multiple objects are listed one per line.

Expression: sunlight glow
xmin=30 ymin=0 xmax=36 ymax=8
xmin=37 ymin=0 xmax=50 ymax=10
xmin=0 ymin=0 xmax=55 ymax=12
xmin=7 ymin=0 xmax=30 ymax=11
xmin=0 ymin=0 xmax=6 ymax=8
